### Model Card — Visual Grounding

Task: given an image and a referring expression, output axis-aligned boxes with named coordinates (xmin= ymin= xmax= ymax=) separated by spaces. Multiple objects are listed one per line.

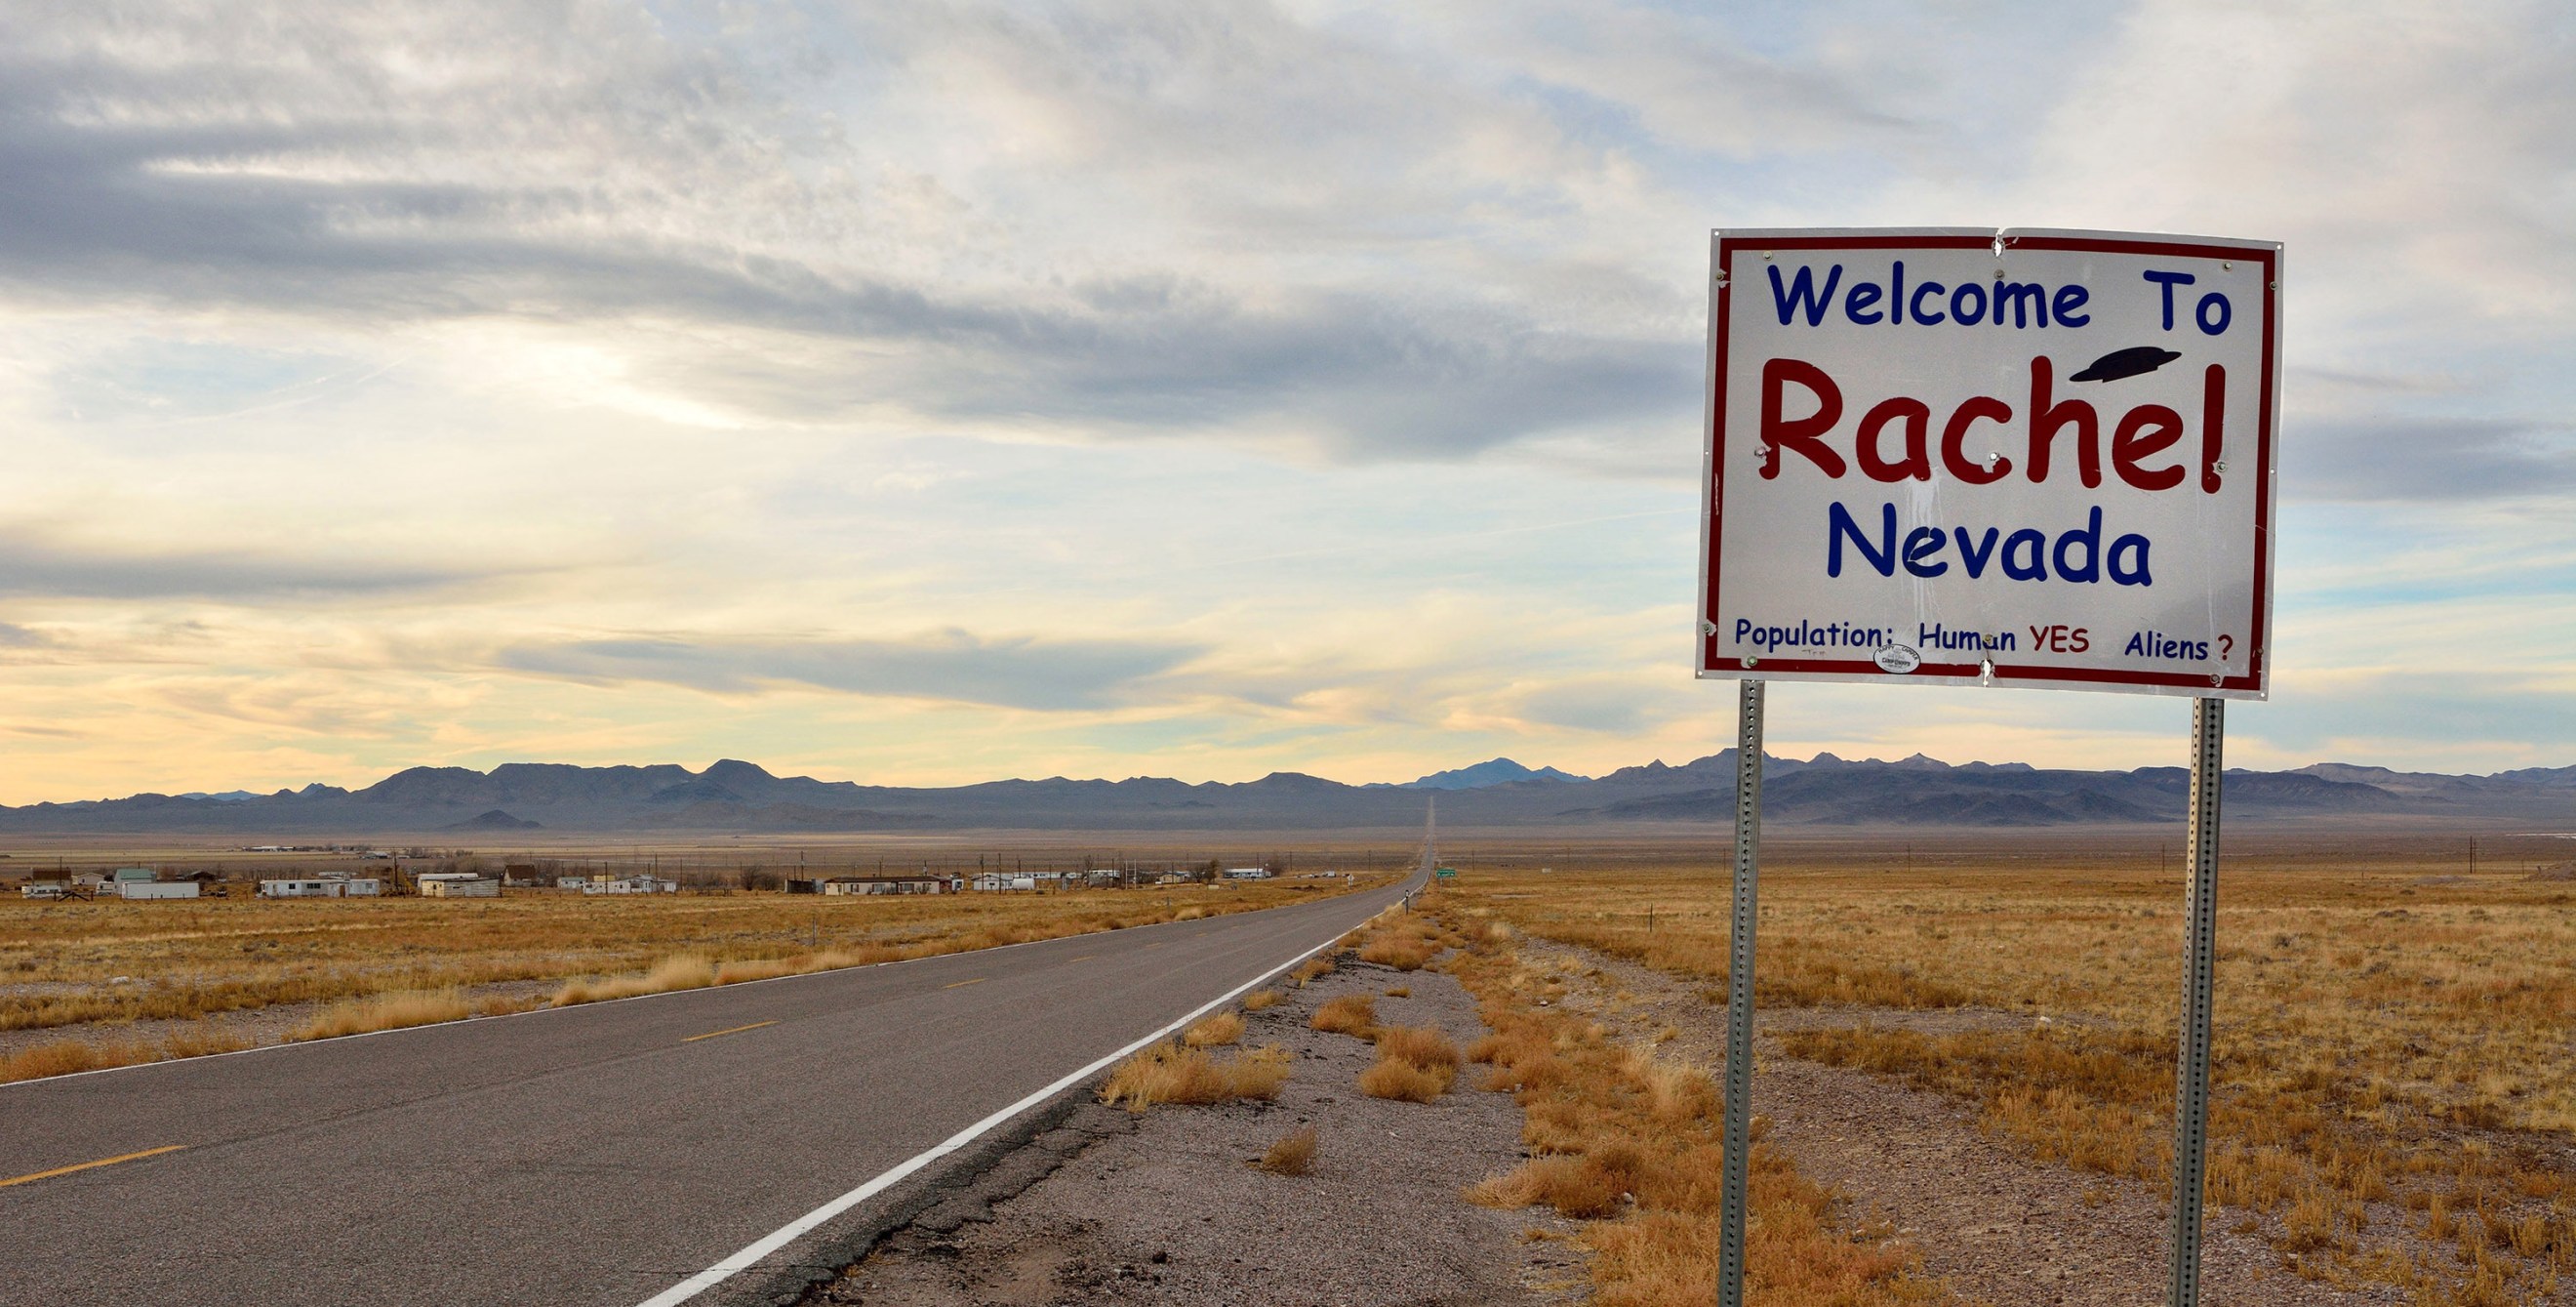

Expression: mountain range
xmin=1 ymin=754 xmax=2568 ymax=835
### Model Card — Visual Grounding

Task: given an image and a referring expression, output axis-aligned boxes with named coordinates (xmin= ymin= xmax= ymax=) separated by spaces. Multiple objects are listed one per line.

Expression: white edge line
xmin=631 ymin=894 xmax=1399 ymax=1307
xmin=4 ymin=878 xmax=1403 ymax=1091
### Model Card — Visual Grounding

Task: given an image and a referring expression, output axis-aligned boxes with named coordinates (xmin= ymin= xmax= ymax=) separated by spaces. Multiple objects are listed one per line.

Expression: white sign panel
xmin=1699 ymin=227 xmax=2280 ymax=698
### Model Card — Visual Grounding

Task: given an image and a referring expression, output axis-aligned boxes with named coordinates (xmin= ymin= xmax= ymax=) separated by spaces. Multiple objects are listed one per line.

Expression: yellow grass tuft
xmin=1291 ymin=956 xmax=1334 ymax=986
xmin=1384 ymin=985 xmax=1411 ymax=998
xmin=1310 ymin=994 xmax=1376 ymax=1037
xmin=1359 ymin=1057 xmax=1450 ymax=1103
xmin=1099 ymin=1042 xmax=1291 ymax=1112
xmin=1373 ymin=1024 xmax=1461 ymax=1073
xmin=1183 ymin=1012 xmax=1244 ymax=1047
xmin=1360 ymin=1023 xmax=1461 ymax=1102
xmin=0 ymin=1028 xmax=254 ymax=1084
xmin=1257 ymin=1123 xmax=1319 ymax=1175
xmin=1242 ymin=989 xmax=1282 ymax=1011
xmin=290 ymin=989 xmax=473 ymax=1042
xmin=552 ymin=955 xmax=718 ymax=1006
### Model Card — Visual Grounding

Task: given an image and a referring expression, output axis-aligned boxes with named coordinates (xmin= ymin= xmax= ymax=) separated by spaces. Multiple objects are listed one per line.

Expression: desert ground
xmin=9 ymin=827 xmax=2571 ymax=1303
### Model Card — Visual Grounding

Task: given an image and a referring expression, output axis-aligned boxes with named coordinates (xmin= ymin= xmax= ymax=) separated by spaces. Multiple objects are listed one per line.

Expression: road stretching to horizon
xmin=0 ymin=873 xmax=1422 ymax=1306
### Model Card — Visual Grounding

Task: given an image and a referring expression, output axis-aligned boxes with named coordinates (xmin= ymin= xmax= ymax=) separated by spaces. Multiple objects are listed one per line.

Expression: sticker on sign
xmin=1697 ymin=227 xmax=2279 ymax=698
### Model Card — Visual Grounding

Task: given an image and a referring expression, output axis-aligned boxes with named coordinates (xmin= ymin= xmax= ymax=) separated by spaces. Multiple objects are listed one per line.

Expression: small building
xmin=1084 ymin=869 xmax=1123 ymax=888
xmin=821 ymin=876 xmax=947 ymax=896
xmin=1225 ymin=867 xmax=1272 ymax=880
xmin=419 ymin=875 xmax=499 ymax=898
xmin=20 ymin=881 xmax=65 ymax=900
xmin=969 ymin=873 xmax=1036 ymax=892
xmin=556 ymin=875 xmax=594 ymax=890
xmin=784 ymin=878 xmax=824 ymax=894
xmin=119 ymin=880 xmax=200 ymax=900
xmin=259 ymin=877 xmax=379 ymax=898
xmin=110 ymin=868 xmax=157 ymax=884
xmin=501 ymin=864 xmax=543 ymax=887
xmin=580 ymin=875 xmax=677 ymax=895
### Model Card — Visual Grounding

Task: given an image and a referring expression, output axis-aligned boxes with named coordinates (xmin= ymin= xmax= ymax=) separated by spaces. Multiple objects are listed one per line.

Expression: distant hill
xmin=1380 ymin=757 xmax=1590 ymax=790
xmin=0 ymin=752 xmax=2566 ymax=836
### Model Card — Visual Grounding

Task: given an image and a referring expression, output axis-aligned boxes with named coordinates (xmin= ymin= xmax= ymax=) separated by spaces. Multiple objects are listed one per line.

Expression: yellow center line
xmin=943 ymin=978 xmax=986 ymax=989
xmin=682 ymin=1020 xmax=778 ymax=1042
xmin=1 ymin=1145 xmax=186 ymax=1190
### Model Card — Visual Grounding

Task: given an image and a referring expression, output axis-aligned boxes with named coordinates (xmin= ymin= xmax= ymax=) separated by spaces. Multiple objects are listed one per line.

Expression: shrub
xmin=1258 ymin=1124 xmax=1319 ymax=1175
xmin=1100 ymin=1042 xmax=1291 ymax=1112
xmin=1310 ymin=994 xmax=1376 ymax=1037
xmin=291 ymin=990 xmax=472 ymax=1042
xmin=1359 ymin=1058 xmax=1449 ymax=1103
xmin=1242 ymin=989 xmax=1282 ymax=1011
xmin=1184 ymin=1012 xmax=1244 ymax=1047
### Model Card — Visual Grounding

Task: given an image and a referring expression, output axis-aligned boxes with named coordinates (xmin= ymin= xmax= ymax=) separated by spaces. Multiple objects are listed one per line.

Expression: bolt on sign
xmin=1697 ymin=228 xmax=2280 ymax=697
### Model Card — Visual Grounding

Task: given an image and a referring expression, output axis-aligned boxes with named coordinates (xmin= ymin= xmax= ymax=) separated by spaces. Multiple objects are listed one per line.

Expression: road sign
xmin=1698 ymin=228 xmax=2280 ymax=699
xmin=1433 ymin=868 xmax=1456 ymax=879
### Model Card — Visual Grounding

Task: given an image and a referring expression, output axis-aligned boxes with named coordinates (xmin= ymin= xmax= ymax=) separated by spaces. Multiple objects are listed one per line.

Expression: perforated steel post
xmin=1716 ymin=678 xmax=1764 ymax=1307
xmin=2168 ymin=697 xmax=2224 ymax=1306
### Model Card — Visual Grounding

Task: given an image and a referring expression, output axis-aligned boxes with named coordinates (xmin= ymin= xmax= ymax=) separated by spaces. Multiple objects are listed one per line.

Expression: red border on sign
xmin=1700 ymin=231 xmax=2278 ymax=696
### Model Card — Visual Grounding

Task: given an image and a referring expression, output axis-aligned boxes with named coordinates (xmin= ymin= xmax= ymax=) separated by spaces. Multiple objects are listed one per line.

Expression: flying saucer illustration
xmin=2069 ymin=347 xmax=2183 ymax=383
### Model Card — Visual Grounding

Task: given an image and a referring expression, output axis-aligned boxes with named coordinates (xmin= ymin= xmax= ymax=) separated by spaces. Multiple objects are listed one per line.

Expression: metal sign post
xmin=2168 ymin=697 xmax=2224 ymax=1305
xmin=1715 ymin=677 xmax=1764 ymax=1307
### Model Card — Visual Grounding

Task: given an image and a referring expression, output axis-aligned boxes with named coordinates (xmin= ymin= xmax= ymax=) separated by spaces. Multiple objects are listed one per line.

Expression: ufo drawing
xmin=2069 ymin=346 xmax=2183 ymax=383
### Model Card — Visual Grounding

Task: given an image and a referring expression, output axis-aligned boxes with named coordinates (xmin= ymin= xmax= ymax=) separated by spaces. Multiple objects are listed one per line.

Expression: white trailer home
xmin=118 ymin=880 xmax=200 ymax=900
xmin=821 ymin=876 xmax=947 ymax=896
xmin=419 ymin=875 xmax=499 ymax=898
xmin=581 ymin=875 xmax=678 ymax=895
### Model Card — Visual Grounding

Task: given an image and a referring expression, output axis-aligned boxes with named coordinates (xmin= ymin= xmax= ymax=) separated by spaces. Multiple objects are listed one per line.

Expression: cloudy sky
xmin=1 ymin=0 xmax=2570 ymax=802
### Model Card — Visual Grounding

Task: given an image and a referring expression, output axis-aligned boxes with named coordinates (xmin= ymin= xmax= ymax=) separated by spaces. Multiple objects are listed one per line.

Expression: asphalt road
xmin=0 ymin=875 xmax=1421 ymax=1306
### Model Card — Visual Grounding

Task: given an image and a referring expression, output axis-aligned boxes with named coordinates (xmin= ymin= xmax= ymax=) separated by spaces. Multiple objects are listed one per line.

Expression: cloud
xmin=2287 ymin=418 xmax=2576 ymax=503
xmin=498 ymin=630 xmax=1203 ymax=711
xmin=0 ymin=530 xmax=505 ymax=600
xmin=0 ymin=2 xmax=1698 ymax=460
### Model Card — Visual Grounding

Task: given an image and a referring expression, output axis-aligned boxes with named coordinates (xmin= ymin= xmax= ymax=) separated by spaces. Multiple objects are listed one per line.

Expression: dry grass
xmin=1310 ymin=994 xmax=1377 ymax=1037
xmin=1291 ymin=956 xmax=1335 ymax=986
xmin=1098 ymin=1041 xmax=1291 ymax=1112
xmin=1360 ymin=1023 xmax=1463 ymax=1103
xmin=1442 ymin=839 xmax=2576 ymax=1301
xmin=1355 ymin=907 xmax=1450 ymax=972
xmin=1258 ymin=1123 xmax=1319 ymax=1175
xmin=1242 ymin=989 xmax=1282 ymax=1011
xmin=1385 ymin=985 xmax=1412 ymax=998
xmin=1183 ymin=1011 xmax=1244 ymax=1047
xmin=1359 ymin=1058 xmax=1451 ymax=1103
xmin=1374 ymin=1024 xmax=1461 ymax=1074
xmin=0 ymin=873 xmax=1383 ymax=1036
xmin=0 ymin=1028 xmax=252 ymax=1084
xmin=1447 ymin=928 xmax=1944 ymax=1305
xmin=290 ymin=989 xmax=475 ymax=1042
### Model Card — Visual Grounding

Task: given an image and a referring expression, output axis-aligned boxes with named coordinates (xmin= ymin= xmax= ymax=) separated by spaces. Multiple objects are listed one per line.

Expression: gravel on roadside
xmin=806 ymin=949 xmax=1590 ymax=1307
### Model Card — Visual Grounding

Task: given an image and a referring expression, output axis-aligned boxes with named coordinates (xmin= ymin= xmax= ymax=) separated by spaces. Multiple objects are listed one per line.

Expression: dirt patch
xmin=807 ymin=956 xmax=1589 ymax=1306
xmin=1520 ymin=941 xmax=2399 ymax=1306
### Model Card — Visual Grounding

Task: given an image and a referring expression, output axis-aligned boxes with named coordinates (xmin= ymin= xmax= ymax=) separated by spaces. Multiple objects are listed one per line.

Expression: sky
xmin=1 ymin=0 xmax=2571 ymax=803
